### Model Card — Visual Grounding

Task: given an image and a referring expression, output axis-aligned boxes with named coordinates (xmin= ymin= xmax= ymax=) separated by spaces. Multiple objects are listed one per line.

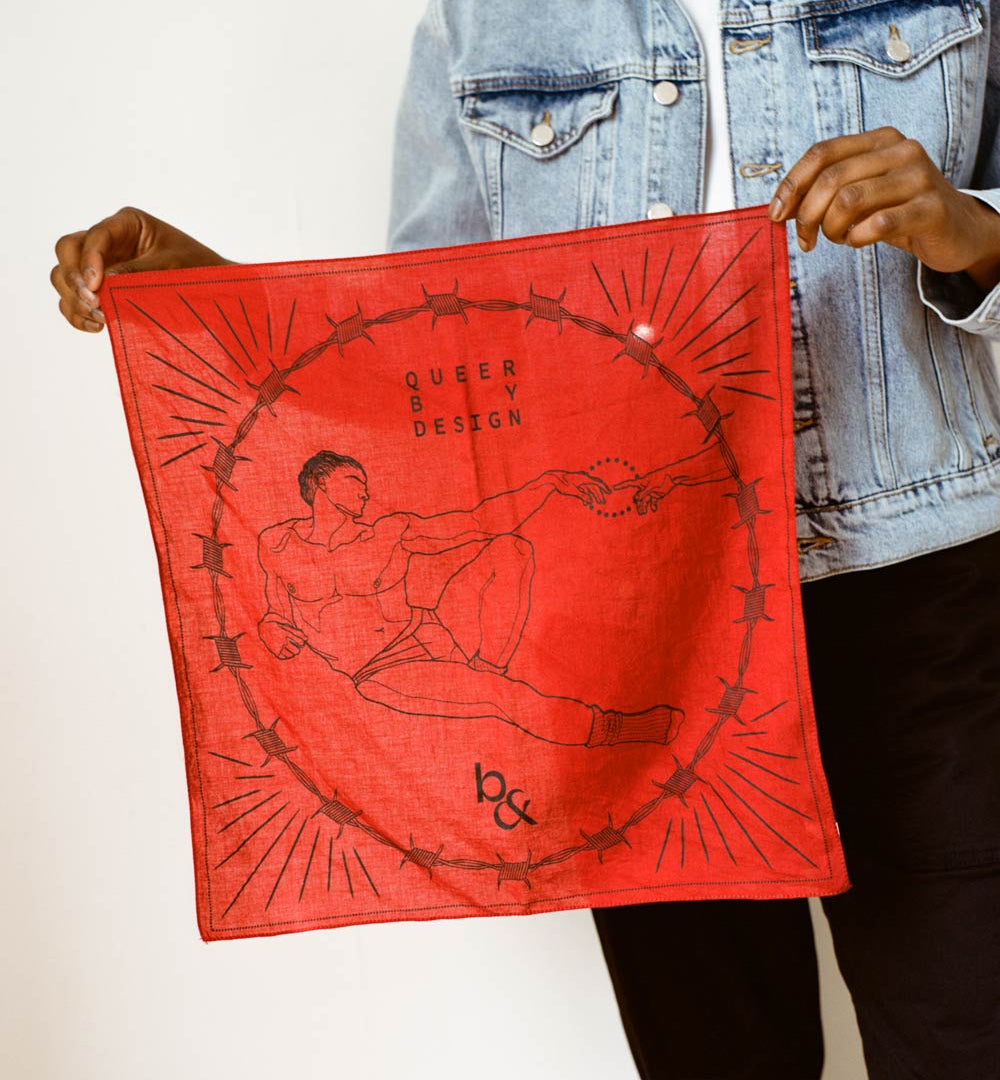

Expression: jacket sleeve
xmin=917 ymin=0 xmax=1000 ymax=339
xmin=386 ymin=0 xmax=492 ymax=253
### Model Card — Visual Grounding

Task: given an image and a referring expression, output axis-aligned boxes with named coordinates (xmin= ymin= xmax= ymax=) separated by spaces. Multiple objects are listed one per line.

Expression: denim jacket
xmin=387 ymin=0 xmax=1000 ymax=581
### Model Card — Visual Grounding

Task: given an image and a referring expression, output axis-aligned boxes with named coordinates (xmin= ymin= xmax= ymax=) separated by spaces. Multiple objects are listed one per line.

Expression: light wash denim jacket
xmin=387 ymin=0 xmax=1000 ymax=581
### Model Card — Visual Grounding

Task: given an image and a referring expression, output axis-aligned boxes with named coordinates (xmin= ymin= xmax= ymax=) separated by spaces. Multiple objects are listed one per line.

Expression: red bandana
xmin=103 ymin=207 xmax=848 ymax=941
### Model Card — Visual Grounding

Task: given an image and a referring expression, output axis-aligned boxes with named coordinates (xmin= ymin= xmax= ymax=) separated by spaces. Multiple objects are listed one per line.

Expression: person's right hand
xmin=51 ymin=207 xmax=235 ymax=333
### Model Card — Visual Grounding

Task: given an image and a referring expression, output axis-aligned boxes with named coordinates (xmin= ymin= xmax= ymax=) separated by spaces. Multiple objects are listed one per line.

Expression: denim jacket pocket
xmin=803 ymin=0 xmax=981 ymax=78
xmin=456 ymin=81 xmax=620 ymax=238
xmin=802 ymin=0 xmax=984 ymax=180
xmin=459 ymin=83 xmax=618 ymax=160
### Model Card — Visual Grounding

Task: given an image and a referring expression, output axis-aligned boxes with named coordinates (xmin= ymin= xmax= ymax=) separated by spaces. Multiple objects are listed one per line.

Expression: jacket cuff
xmin=917 ymin=189 xmax=1000 ymax=337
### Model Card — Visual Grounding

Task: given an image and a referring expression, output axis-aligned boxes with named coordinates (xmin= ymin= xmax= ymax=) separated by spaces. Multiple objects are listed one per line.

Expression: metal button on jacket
xmin=653 ymin=80 xmax=680 ymax=105
xmin=530 ymin=118 xmax=555 ymax=146
xmin=887 ymin=25 xmax=911 ymax=63
xmin=647 ymin=202 xmax=674 ymax=218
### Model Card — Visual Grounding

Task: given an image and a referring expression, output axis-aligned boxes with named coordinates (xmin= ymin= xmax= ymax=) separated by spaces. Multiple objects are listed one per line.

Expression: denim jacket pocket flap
xmin=804 ymin=1 xmax=981 ymax=77
xmin=458 ymin=82 xmax=619 ymax=159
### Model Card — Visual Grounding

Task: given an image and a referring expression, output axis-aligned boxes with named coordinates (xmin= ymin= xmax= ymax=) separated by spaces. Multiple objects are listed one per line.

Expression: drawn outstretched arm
xmin=257 ymin=536 xmax=308 ymax=660
xmin=614 ymin=446 xmax=732 ymax=515
xmin=395 ymin=470 xmax=610 ymax=553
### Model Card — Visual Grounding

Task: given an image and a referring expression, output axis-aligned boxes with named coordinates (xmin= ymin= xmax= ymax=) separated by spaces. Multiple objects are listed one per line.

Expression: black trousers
xmin=593 ymin=530 xmax=1000 ymax=1080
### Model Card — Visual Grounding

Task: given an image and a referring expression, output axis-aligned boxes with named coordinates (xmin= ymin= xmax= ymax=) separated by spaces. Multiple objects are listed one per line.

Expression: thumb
xmin=79 ymin=206 xmax=148 ymax=290
xmin=105 ymin=250 xmax=178 ymax=276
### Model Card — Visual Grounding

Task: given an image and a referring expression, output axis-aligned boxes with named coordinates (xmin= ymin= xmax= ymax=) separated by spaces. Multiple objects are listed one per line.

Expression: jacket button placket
xmin=645 ymin=0 xmax=703 ymax=221
xmin=722 ymin=17 xmax=782 ymax=211
xmin=723 ymin=9 xmax=830 ymax=509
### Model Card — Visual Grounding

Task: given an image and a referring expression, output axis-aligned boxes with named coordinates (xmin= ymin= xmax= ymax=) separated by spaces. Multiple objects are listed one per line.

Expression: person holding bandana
xmin=50 ymin=3 xmax=1000 ymax=1077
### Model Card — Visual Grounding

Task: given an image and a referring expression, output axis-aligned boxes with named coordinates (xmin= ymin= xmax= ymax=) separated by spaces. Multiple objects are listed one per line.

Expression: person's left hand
xmin=769 ymin=127 xmax=1000 ymax=292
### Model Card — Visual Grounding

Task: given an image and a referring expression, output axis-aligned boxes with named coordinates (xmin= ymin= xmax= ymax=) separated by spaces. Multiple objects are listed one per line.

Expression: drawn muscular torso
xmin=256 ymin=471 xmax=681 ymax=749
xmin=262 ymin=515 xmax=415 ymax=673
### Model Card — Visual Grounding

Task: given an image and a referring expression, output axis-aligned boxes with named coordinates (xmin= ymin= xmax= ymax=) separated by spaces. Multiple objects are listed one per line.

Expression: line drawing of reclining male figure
xmin=256 ymin=449 xmax=722 ymax=748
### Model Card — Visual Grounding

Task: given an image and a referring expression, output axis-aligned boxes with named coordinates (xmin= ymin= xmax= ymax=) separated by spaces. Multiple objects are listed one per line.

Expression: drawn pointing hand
xmin=546 ymin=470 xmax=611 ymax=507
xmin=614 ymin=473 xmax=676 ymax=516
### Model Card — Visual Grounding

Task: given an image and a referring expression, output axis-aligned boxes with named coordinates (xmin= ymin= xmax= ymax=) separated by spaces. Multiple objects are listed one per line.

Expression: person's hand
xmin=50 ymin=207 xmax=235 ymax=333
xmin=614 ymin=470 xmax=677 ymax=515
xmin=769 ymin=127 xmax=1000 ymax=292
xmin=545 ymin=470 xmax=610 ymax=506
xmin=258 ymin=615 xmax=308 ymax=660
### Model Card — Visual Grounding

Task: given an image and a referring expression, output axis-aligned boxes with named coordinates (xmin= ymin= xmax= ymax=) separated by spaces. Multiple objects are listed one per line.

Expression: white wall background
xmin=1 ymin=2 xmax=866 ymax=1077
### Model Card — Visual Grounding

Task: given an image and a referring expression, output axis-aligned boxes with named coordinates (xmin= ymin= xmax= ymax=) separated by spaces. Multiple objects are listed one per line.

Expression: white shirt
xmin=680 ymin=0 xmax=735 ymax=213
